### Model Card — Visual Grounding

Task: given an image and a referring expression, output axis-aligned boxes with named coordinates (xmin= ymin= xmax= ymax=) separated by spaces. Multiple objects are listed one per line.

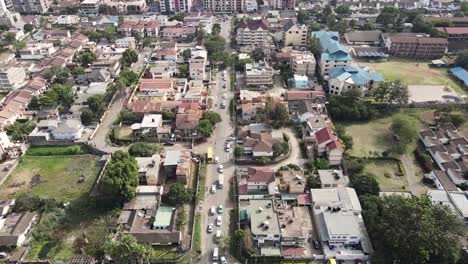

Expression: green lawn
xmin=0 ymin=155 xmax=101 ymax=201
xmin=364 ymin=160 xmax=408 ymax=191
xmin=359 ymin=58 xmax=466 ymax=94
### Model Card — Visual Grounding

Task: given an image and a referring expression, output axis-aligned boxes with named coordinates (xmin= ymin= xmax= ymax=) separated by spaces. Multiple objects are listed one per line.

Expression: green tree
xmin=211 ymin=23 xmax=221 ymax=35
xmin=49 ymin=66 xmax=71 ymax=84
xmin=13 ymin=40 xmax=26 ymax=52
xmin=12 ymin=193 xmax=43 ymax=212
xmin=264 ymin=102 xmax=289 ymax=129
xmin=71 ymin=66 xmax=85 ymax=75
xmin=81 ymin=109 xmax=95 ymax=126
xmin=449 ymin=112 xmax=465 ymax=128
xmin=102 ymin=151 xmax=139 ymax=202
xmin=309 ymin=22 xmax=321 ymax=31
xmin=128 ymin=143 xmax=161 ymax=157
xmin=160 ymin=110 xmax=176 ymax=120
xmin=314 ymin=158 xmax=330 ymax=169
xmin=27 ymin=96 xmax=40 ymax=110
xmin=142 ymin=37 xmax=152 ymax=48
xmin=197 ymin=119 xmax=213 ymax=137
xmin=5 ymin=121 xmax=36 ymax=141
xmin=234 ymin=146 xmax=243 ymax=159
xmin=251 ymin=48 xmax=265 ymax=62
xmin=350 ymin=175 xmax=380 ymax=196
xmin=39 ymin=83 xmax=74 ymax=108
xmin=178 ymin=64 xmax=189 ymax=77
xmin=164 ymin=183 xmax=194 ymax=206
xmin=373 ymin=80 xmax=409 ymax=105
xmin=344 ymin=158 xmax=365 ymax=176
xmin=176 ymin=207 xmax=187 ymax=230
xmin=121 ymin=48 xmax=138 ymax=67
xmin=77 ymin=51 xmax=96 ymax=67
xmin=4 ymin=32 xmax=15 ymax=42
xmin=205 ymin=34 xmax=226 ymax=62
xmin=168 ymin=12 xmax=184 ymax=21
xmin=308 ymin=37 xmax=321 ymax=57
xmin=297 ymin=10 xmax=309 ymax=24
xmin=202 ymin=111 xmax=222 ymax=125
xmin=455 ymin=49 xmax=468 ymax=68
xmin=391 ymin=114 xmax=418 ymax=154
xmin=306 ymin=175 xmax=321 ymax=189
xmin=118 ymin=70 xmax=139 ymax=86
xmin=23 ymin=24 xmax=34 ymax=32
xmin=119 ymin=109 xmax=137 ymax=123
xmin=87 ymin=94 xmax=106 ymax=117
xmin=105 ymin=234 xmax=152 ymax=263
xmin=335 ymin=5 xmax=351 ymax=16
xmin=182 ymin=49 xmax=191 ymax=61
xmin=361 ymin=195 xmax=465 ymax=264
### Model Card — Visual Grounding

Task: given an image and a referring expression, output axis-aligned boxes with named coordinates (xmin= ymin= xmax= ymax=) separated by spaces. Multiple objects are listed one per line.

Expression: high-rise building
xmin=202 ymin=0 xmax=243 ymax=13
xmin=11 ymin=0 xmax=50 ymax=14
xmin=160 ymin=0 xmax=192 ymax=14
xmin=0 ymin=0 xmax=13 ymax=12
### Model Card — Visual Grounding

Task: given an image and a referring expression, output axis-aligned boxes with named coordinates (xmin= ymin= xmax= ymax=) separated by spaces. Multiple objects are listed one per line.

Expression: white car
xmin=218 ymin=164 xmax=224 ymax=173
xmin=222 ymin=94 xmax=227 ymax=99
xmin=0 ymin=252 xmax=7 ymax=259
xmin=227 ymin=136 xmax=236 ymax=141
xmin=225 ymin=143 xmax=231 ymax=152
xmin=216 ymin=215 xmax=222 ymax=226
xmin=211 ymin=185 xmax=217 ymax=194
xmin=214 ymin=156 xmax=219 ymax=163
xmin=207 ymin=224 xmax=214 ymax=233
xmin=210 ymin=206 xmax=216 ymax=215
xmin=220 ymin=256 xmax=227 ymax=264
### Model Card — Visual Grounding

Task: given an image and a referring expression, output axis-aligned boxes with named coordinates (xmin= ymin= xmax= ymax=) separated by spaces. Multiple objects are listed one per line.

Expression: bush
xmin=128 ymin=143 xmax=161 ymax=157
xmin=257 ymin=157 xmax=270 ymax=165
xmin=287 ymin=163 xmax=301 ymax=171
xmin=26 ymin=145 xmax=83 ymax=156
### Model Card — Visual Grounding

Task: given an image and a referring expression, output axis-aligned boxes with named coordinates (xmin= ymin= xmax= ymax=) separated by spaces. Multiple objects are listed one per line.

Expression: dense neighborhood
xmin=0 ymin=0 xmax=467 ymax=264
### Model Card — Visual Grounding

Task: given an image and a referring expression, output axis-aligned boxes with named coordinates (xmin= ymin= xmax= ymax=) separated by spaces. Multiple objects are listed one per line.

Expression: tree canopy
xmin=77 ymin=51 xmax=96 ymax=67
xmin=39 ymin=83 xmax=74 ymax=108
xmin=361 ymin=195 xmax=465 ymax=264
xmin=164 ymin=183 xmax=194 ymax=206
xmin=350 ymin=175 xmax=380 ymax=196
xmin=202 ymin=111 xmax=222 ymax=125
xmin=105 ymin=234 xmax=153 ymax=263
xmin=328 ymin=96 xmax=375 ymax=121
xmin=5 ymin=120 xmax=36 ymax=141
xmin=118 ymin=70 xmax=139 ymax=87
xmin=455 ymin=49 xmax=468 ymax=68
xmin=121 ymin=48 xmax=139 ymax=67
xmin=263 ymin=101 xmax=289 ymax=129
xmin=197 ymin=119 xmax=213 ymax=137
xmin=373 ymin=80 xmax=409 ymax=105
xmin=128 ymin=143 xmax=161 ymax=157
xmin=391 ymin=114 xmax=418 ymax=154
xmin=102 ymin=151 xmax=139 ymax=202
xmin=205 ymin=34 xmax=230 ymax=65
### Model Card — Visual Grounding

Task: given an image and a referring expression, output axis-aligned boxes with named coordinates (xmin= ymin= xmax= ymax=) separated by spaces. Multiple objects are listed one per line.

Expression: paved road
xmin=198 ymin=17 xmax=238 ymax=264
xmin=400 ymin=154 xmax=427 ymax=195
xmin=271 ymin=128 xmax=306 ymax=170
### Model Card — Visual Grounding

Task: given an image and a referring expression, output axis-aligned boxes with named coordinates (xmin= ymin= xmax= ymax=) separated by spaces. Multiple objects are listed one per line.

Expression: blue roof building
xmin=328 ymin=66 xmax=384 ymax=96
xmin=312 ymin=31 xmax=352 ymax=79
xmin=450 ymin=67 xmax=468 ymax=87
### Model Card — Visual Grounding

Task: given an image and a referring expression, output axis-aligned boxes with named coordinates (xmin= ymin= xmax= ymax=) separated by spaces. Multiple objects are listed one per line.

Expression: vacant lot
xmin=359 ymin=58 xmax=465 ymax=94
xmin=364 ymin=159 xmax=408 ymax=191
xmin=0 ymin=155 xmax=101 ymax=201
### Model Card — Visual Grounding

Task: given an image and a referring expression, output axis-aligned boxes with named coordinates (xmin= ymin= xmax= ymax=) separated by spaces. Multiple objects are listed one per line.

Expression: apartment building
xmin=115 ymin=37 xmax=136 ymax=49
xmin=159 ymin=0 xmax=192 ymax=14
xmin=387 ymin=35 xmax=448 ymax=59
xmin=290 ymin=50 xmax=316 ymax=77
xmin=189 ymin=59 xmax=205 ymax=81
xmin=203 ymin=0 xmax=242 ymax=13
xmin=0 ymin=66 xmax=27 ymax=92
xmin=245 ymin=62 xmax=273 ymax=87
xmin=19 ymin=42 xmax=56 ymax=60
xmin=11 ymin=0 xmax=50 ymax=14
xmin=328 ymin=66 xmax=383 ymax=96
xmin=102 ymin=0 xmax=146 ymax=14
xmin=118 ymin=20 xmax=159 ymax=38
xmin=312 ymin=31 xmax=352 ymax=80
xmin=436 ymin=27 xmax=468 ymax=41
xmin=80 ymin=0 xmax=100 ymax=16
xmin=268 ymin=0 xmax=295 ymax=10
xmin=0 ymin=0 xmax=13 ymax=12
xmin=283 ymin=21 xmax=308 ymax=47
xmin=236 ymin=19 xmax=269 ymax=46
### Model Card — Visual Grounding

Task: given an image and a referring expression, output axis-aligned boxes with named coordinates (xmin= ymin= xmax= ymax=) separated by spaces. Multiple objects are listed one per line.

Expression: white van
xmin=216 ymin=230 xmax=222 ymax=241
xmin=213 ymin=247 xmax=219 ymax=261
xmin=214 ymin=156 xmax=219 ymax=164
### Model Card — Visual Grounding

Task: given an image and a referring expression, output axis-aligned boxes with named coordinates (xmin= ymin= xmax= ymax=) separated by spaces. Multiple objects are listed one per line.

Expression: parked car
xmin=3 ymin=164 xmax=12 ymax=171
xmin=218 ymin=164 xmax=224 ymax=173
xmin=313 ymin=240 xmax=321 ymax=249
xmin=227 ymin=136 xmax=236 ymax=141
xmin=0 ymin=252 xmax=7 ymax=259
xmin=216 ymin=215 xmax=222 ymax=226
xmin=222 ymin=94 xmax=227 ymax=99
xmin=214 ymin=156 xmax=219 ymax=163
xmin=225 ymin=143 xmax=231 ymax=152
xmin=207 ymin=224 xmax=214 ymax=233
xmin=217 ymin=205 xmax=223 ymax=214
xmin=192 ymin=157 xmax=200 ymax=163
xmin=210 ymin=206 xmax=216 ymax=215
xmin=220 ymin=256 xmax=227 ymax=264
xmin=211 ymin=185 xmax=217 ymax=194
xmin=164 ymin=140 xmax=175 ymax=146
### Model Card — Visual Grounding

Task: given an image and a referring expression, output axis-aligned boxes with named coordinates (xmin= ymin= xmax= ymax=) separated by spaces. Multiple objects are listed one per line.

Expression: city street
xmin=198 ymin=17 xmax=238 ymax=263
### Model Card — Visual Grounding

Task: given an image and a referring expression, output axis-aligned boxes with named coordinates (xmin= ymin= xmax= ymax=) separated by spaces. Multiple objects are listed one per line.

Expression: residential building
xmin=19 ymin=42 xmax=56 ymax=60
xmin=28 ymin=119 xmax=84 ymax=143
xmin=159 ymin=0 xmax=192 ymax=14
xmin=312 ymin=31 xmax=352 ymax=80
xmin=275 ymin=201 xmax=313 ymax=250
xmin=436 ymin=27 xmax=468 ymax=41
xmin=80 ymin=0 xmax=100 ymax=16
xmin=189 ymin=59 xmax=205 ymax=80
xmin=283 ymin=21 xmax=308 ymax=47
xmin=164 ymin=149 xmax=191 ymax=184
xmin=239 ymin=199 xmax=281 ymax=246
xmin=103 ymin=0 xmax=146 ymax=14
xmin=237 ymin=167 xmax=276 ymax=199
xmin=236 ymin=19 xmax=269 ymax=47
xmin=0 ymin=199 xmax=14 ymax=217
xmin=0 ymin=211 xmax=37 ymax=247
xmin=0 ymin=12 xmax=24 ymax=29
xmin=32 ymin=29 xmax=71 ymax=42
xmin=11 ymin=0 xmax=50 ymax=14
xmin=0 ymin=66 xmax=27 ymax=92
xmin=146 ymin=61 xmax=178 ymax=79
xmin=245 ymin=62 xmax=273 ymax=87
xmin=312 ymin=127 xmax=343 ymax=165
xmin=386 ymin=35 xmax=448 ymax=59
xmin=344 ymin=30 xmax=382 ymax=46
xmin=275 ymin=169 xmax=306 ymax=194
xmin=290 ymin=50 xmax=316 ymax=77
xmin=310 ymin=187 xmax=373 ymax=260
xmin=135 ymin=154 xmax=161 ymax=185
xmin=244 ymin=0 xmax=258 ymax=12
xmin=427 ymin=189 xmax=468 ymax=222
xmin=318 ymin=169 xmax=348 ymax=188
xmin=115 ymin=37 xmax=136 ymax=49
xmin=92 ymin=59 xmax=121 ymax=77
xmin=162 ymin=26 xmax=196 ymax=39
xmin=131 ymin=114 xmax=170 ymax=139
xmin=328 ymin=66 xmax=384 ymax=96
xmin=76 ymin=69 xmax=111 ymax=84
xmin=425 ymin=16 xmax=468 ymax=27
xmin=0 ymin=0 xmax=13 ymax=12
xmin=118 ymin=20 xmax=159 ymax=38
xmin=202 ymin=0 xmax=242 ymax=13
xmin=267 ymin=0 xmax=295 ymax=9
xmin=238 ymin=123 xmax=285 ymax=157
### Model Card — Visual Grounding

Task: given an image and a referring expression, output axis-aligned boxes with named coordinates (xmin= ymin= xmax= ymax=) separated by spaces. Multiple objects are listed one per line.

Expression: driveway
xmin=400 ymin=154 xmax=427 ymax=195
xmin=271 ymin=128 xmax=306 ymax=170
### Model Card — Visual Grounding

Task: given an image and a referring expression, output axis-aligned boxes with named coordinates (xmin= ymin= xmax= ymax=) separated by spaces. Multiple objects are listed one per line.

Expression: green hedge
xmin=26 ymin=145 xmax=84 ymax=156
xmin=193 ymin=213 xmax=201 ymax=254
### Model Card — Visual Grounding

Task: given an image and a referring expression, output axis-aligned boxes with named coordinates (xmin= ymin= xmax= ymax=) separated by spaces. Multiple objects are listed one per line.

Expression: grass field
xmin=358 ymin=58 xmax=466 ymax=94
xmin=364 ymin=160 xmax=408 ymax=191
xmin=0 ymin=155 xmax=101 ymax=201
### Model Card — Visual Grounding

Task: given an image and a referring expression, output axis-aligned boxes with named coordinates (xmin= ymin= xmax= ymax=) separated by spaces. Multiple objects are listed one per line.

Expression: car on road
xmin=211 ymin=185 xmax=217 ymax=193
xmin=227 ymin=136 xmax=236 ymax=141
xmin=207 ymin=224 xmax=214 ymax=233
xmin=222 ymin=94 xmax=226 ymax=99
xmin=3 ymin=164 xmax=12 ymax=171
xmin=191 ymin=157 xmax=200 ymax=163
xmin=164 ymin=140 xmax=174 ymax=146
xmin=214 ymin=156 xmax=219 ymax=163
xmin=217 ymin=205 xmax=223 ymax=214
xmin=223 ymin=84 xmax=226 ymax=88
xmin=210 ymin=206 xmax=216 ymax=215
xmin=220 ymin=101 xmax=226 ymax=109
xmin=216 ymin=215 xmax=222 ymax=226
xmin=220 ymin=256 xmax=227 ymax=264
xmin=0 ymin=252 xmax=7 ymax=259
xmin=225 ymin=143 xmax=231 ymax=152
xmin=313 ymin=240 xmax=321 ymax=249
xmin=218 ymin=164 xmax=223 ymax=173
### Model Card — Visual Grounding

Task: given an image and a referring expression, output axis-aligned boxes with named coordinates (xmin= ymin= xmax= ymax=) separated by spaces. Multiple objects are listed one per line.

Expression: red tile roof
xmin=286 ymin=90 xmax=325 ymax=100
xmin=127 ymin=99 xmax=162 ymax=113
xmin=282 ymin=247 xmax=305 ymax=256
xmin=175 ymin=113 xmax=199 ymax=130
xmin=327 ymin=140 xmax=343 ymax=151
xmin=436 ymin=27 xmax=468 ymax=34
xmin=296 ymin=193 xmax=311 ymax=205
xmin=247 ymin=167 xmax=274 ymax=183
xmin=139 ymin=79 xmax=174 ymax=91
xmin=315 ymin=127 xmax=336 ymax=144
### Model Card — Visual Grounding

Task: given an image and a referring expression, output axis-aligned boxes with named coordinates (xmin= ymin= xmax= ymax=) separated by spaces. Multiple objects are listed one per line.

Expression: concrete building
xmin=236 ymin=19 xmax=269 ymax=47
xmin=283 ymin=21 xmax=308 ymax=47
xmin=0 ymin=66 xmax=27 ymax=92
xmin=135 ymin=154 xmax=161 ymax=185
xmin=290 ymin=50 xmax=316 ymax=77
xmin=11 ymin=0 xmax=50 ymax=14
xmin=386 ymin=34 xmax=448 ymax=59
xmin=310 ymin=187 xmax=373 ymax=260
xmin=344 ymin=30 xmax=382 ymax=46
xmin=427 ymin=189 xmax=468 ymax=223
xmin=103 ymin=0 xmax=146 ymax=14
xmin=318 ymin=169 xmax=348 ymax=188
xmin=189 ymin=59 xmax=205 ymax=81
xmin=0 ymin=0 xmax=13 ymax=12
xmin=328 ymin=66 xmax=384 ymax=96
xmin=115 ymin=37 xmax=136 ymax=49
xmin=80 ymin=0 xmax=100 ymax=16
xmin=0 ymin=211 xmax=37 ymax=247
xmin=159 ymin=0 xmax=192 ymax=14
xmin=0 ymin=12 xmax=24 ymax=29
xmin=240 ymin=199 xmax=281 ymax=246
xmin=312 ymin=31 xmax=352 ymax=80
xmin=202 ymin=0 xmax=242 ymax=13
xmin=19 ymin=42 xmax=56 ymax=60
xmin=245 ymin=62 xmax=273 ymax=87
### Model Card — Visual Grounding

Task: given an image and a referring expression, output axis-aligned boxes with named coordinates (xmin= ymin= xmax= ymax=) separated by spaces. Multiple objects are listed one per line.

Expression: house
xmin=76 ymin=69 xmax=111 ymax=84
xmin=118 ymin=20 xmax=159 ymax=38
xmin=0 ymin=211 xmax=37 ymax=247
xmin=175 ymin=113 xmax=199 ymax=137
xmin=19 ymin=42 xmax=56 ymax=60
xmin=285 ymin=89 xmax=326 ymax=112
xmin=147 ymin=61 xmax=178 ymax=79
xmin=239 ymin=199 xmax=281 ymax=246
xmin=135 ymin=155 xmax=161 ymax=185
xmin=164 ymin=149 xmax=191 ymax=185
xmin=236 ymin=19 xmax=269 ymax=47
xmin=449 ymin=67 xmax=468 ymax=88
xmin=427 ymin=189 xmax=468 ymax=223
xmin=239 ymin=123 xmax=284 ymax=158
xmin=162 ymin=26 xmax=196 ymax=39
xmin=283 ymin=20 xmax=308 ymax=47
xmin=0 ymin=200 xmax=14 ymax=217
xmin=189 ymin=59 xmax=206 ymax=81
xmin=318 ymin=169 xmax=348 ymax=188
xmin=290 ymin=50 xmax=316 ymax=77
xmin=312 ymin=31 xmax=352 ymax=80
xmin=436 ymin=27 xmax=468 ymax=41
xmin=80 ymin=0 xmax=100 ymax=16
xmin=310 ymin=187 xmax=373 ymax=260
xmin=92 ymin=60 xmax=121 ymax=77
xmin=275 ymin=201 xmax=313 ymax=250
xmin=28 ymin=119 xmax=84 ymax=143
xmin=11 ymin=0 xmax=50 ymax=14
xmin=115 ymin=37 xmax=136 ymax=49
xmin=275 ymin=169 xmax=306 ymax=194
xmin=313 ymin=127 xmax=343 ymax=165
xmin=0 ymin=66 xmax=27 ymax=92
xmin=344 ymin=30 xmax=382 ymax=46
xmin=104 ymin=0 xmax=146 ymax=14
xmin=159 ymin=0 xmax=192 ymax=14
xmin=245 ymin=62 xmax=273 ymax=87
xmin=131 ymin=114 xmax=170 ymax=139
xmin=237 ymin=167 xmax=277 ymax=199
xmin=328 ymin=66 xmax=384 ymax=96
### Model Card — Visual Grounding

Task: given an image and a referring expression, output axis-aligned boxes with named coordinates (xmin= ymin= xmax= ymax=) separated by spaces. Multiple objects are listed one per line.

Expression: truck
xmin=218 ymin=174 xmax=224 ymax=188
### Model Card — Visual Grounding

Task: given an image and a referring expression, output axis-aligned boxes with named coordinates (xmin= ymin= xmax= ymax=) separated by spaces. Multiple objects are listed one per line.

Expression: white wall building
xmin=0 ymin=66 xmax=27 ymax=92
